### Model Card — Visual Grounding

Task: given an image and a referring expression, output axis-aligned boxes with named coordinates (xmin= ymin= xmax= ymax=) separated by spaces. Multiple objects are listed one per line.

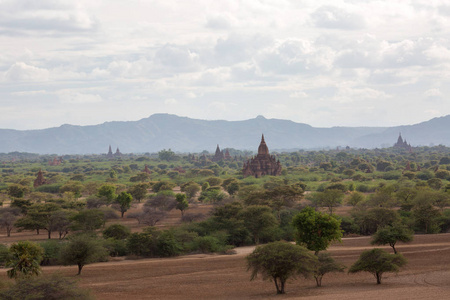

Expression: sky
xmin=1 ymin=0 xmax=450 ymax=130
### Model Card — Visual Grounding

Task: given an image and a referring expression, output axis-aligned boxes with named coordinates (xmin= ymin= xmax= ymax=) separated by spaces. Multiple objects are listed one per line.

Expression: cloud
xmin=164 ymin=98 xmax=178 ymax=105
xmin=0 ymin=0 xmax=98 ymax=35
xmin=155 ymin=44 xmax=200 ymax=72
xmin=58 ymin=92 xmax=103 ymax=104
xmin=5 ymin=62 xmax=49 ymax=82
xmin=312 ymin=6 xmax=366 ymax=30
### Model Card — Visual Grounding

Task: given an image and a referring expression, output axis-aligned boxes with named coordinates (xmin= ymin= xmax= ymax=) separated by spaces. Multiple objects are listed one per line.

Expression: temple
xmin=394 ymin=133 xmax=411 ymax=150
xmin=33 ymin=169 xmax=47 ymax=187
xmin=242 ymin=135 xmax=282 ymax=178
xmin=212 ymin=145 xmax=224 ymax=162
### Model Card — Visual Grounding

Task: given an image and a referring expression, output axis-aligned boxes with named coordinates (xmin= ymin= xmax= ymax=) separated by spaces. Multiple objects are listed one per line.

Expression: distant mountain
xmin=0 ymin=114 xmax=449 ymax=154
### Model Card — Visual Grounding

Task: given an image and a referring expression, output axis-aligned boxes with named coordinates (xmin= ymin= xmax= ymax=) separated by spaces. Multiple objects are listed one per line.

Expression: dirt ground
xmin=1 ymin=233 xmax=450 ymax=299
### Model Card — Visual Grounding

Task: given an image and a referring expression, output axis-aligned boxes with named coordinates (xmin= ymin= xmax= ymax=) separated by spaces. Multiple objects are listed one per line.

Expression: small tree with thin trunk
xmin=371 ymin=224 xmax=414 ymax=254
xmin=349 ymin=248 xmax=407 ymax=284
xmin=246 ymin=241 xmax=317 ymax=294
xmin=59 ymin=234 xmax=108 ymax=275
xmin=175 ymin=193 xmax=189 ymax=216
xmin=115 ymin=192 xmax=133 ymax=218
xmin=314 ymin=252 xmax=345 ymax=287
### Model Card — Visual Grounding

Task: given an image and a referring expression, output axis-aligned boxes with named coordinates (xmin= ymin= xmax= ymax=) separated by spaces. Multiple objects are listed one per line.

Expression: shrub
xmin=103 ymin=224 xmax=131 ymax=240
xmin=0 ymin=274 xmax=93 ymax=299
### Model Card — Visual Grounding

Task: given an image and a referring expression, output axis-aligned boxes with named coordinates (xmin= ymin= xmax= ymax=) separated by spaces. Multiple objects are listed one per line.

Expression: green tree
xmin=60 ymin=235 xmax=108 ymax=275
xmin=349 ymin=248 xmax=407 ymax=284
xmin=371 ymin=224 xmax=414 ymax=254
xmin=115 ymin=191 xmax=133 ymax=218
xmin=312 ymin=189 xmax=344 ymax=214
xmin=346 ymin=192 xmax=365 ymax=207
xmin=175 ymin=193 xmax=189 ymax=216
xmin=181 ymin=182 xmax=201 ymax=200
xmin=6 ymin=241 xmax=44 ymax=279
xmin=128 ymin=183 xmax=149 ymax=202
xmin=239 ymin=205 xmax=278 ymax=244
xmin=246 ymin=241 xmax=317 ymax=294
xmin=71 ymin=209 xmax=106 ymax=232
xmin=15 ymin=203 xmax=62 ymax=239
xmin=97 ymin=184 xmax=116 ymax=203
xmin=292 ymin=207 xmax=342 ymax=255
xmin=158 ymin=148 xmax=175 ymax=161
xmin=314 ymin=252 xmax=345 ymax=287
xmin=103 ymin=224 xmax=131 ymax=240
xmin=7 ymin=184 xmax=28 ymax=198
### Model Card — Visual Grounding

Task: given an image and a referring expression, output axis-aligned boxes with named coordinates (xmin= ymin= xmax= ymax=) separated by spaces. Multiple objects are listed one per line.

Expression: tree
xmin=312 ymin=189 xmax=344 ymax=214
xmin=371 ymin=224 xmax=414 ymax=254
xmin=71 ymin=209 xmax=106 ymax=232
xmin=346 ymin=192 xmax=365 ymax=207
xmin=7 ymin=184 xmax=28 ymax=198
xmin=60 ymin=234 xmax=108 ymax=275
xmin=103 ymin=224 xmax=131 ymax=240
xmin=175 ymin=193 xmax=189 ymax=216
xmin=0 ymin=274 xmax=92 ymax=299
xmin=349 ymin=248 xmax=407 ymax=284
xmin=15 ymin=203 xmax=62 ymax=239
xmin=239 ymin=205 xmax=278 ymax=244
xmin=115 ymin=191 xmax=133 ymax=218
xmin=158 ymin=148 xmax=175 ymax=161
xmin=128 ymin=183 xmax=149 ymax=202
xmin=6 ymin=241 xmax=44 ymax=279
xmin=314 ymin=252 xmax=345 ymax=287
xmin=292 ymin=207 xmax=342 ymax=255
xmin=246 ymin=241 xmax=317 ymax=294
xmin=97 ymin=184 xmax=116 ymax=203
xmin=0 ymin=207 xmax=20 ymax=237
xmin=181 ymin=182 xmax=201 ymax=200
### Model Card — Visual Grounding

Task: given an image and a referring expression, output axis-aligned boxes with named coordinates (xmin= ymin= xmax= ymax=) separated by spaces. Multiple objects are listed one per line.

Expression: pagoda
xmin=242 ymin=135 xmax=282 ymax=178
xmin=33 ymin=169 xmax=47 ymax=187
xmin=394 ymin=133 xmax=411 ymax=150
xmin=212 ymin=145 xmax=224 ymax=162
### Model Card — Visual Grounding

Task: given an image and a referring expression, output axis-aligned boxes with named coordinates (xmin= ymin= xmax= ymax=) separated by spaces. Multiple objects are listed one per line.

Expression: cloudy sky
xmin=1 ymin=0 xmax=450 ymax=130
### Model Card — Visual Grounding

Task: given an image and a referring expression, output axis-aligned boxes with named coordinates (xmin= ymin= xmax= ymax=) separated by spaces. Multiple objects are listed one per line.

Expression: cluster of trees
xmin=247 ymin=207 xmax=409 ymax=294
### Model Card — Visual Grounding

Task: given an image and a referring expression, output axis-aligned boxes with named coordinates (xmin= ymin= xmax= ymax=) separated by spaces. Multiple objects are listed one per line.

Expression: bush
xmin=0 ymin=244 xmax=8 ymax=266
xmin=156 ymin=231 xmax=182 ymax=257
xmin=103 ymin=224 xmax=131 ymax=240
xmin=39 ymin=240 xmax=64 ymax=266
xmin=0 ymin=274 xmax=93 ymax=299
xmin=189 ymin=236 xmax=225 ymax=253
xmin=127 ymin=230 xmax=158 ymax=257
xmin=103 ymin=238 xmax=129 ymax=257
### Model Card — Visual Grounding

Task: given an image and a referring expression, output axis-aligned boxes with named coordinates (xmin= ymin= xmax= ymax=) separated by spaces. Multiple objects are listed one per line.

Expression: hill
xmin=0 ymin=114 xmax=449 ymax=154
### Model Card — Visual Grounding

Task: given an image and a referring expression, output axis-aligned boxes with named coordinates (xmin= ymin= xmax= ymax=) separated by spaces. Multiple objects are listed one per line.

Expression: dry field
xmin=1 ymin=233 xmax=450 ymax=299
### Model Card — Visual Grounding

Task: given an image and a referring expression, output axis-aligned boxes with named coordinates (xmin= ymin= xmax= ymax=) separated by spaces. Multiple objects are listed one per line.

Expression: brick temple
xmin=242 ymin=135 xmax=282 ymax=178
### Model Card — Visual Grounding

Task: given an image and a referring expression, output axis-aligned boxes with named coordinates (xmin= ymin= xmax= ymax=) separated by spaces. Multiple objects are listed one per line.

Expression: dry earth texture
xmin=1 ymin=233 xmax=450 ymax=299
xmin=1 ymin=204 xmax=450 ymax=299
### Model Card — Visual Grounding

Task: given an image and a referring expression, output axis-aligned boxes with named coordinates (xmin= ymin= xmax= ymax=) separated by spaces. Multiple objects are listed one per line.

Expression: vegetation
xmin=349 ymin=248 xmax=407 ymax=284
xmin=292 ymin=207 xmax=342 ymax=254
xmin=246 ymin=241 xmax=317 ymax=294
xmin=1 ymin=144 xmax=450 ymax=296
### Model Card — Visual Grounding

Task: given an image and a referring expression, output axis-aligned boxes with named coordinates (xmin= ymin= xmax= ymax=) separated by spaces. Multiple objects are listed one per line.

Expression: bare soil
xmin=2 ymin=233 xmax=450 ymax=299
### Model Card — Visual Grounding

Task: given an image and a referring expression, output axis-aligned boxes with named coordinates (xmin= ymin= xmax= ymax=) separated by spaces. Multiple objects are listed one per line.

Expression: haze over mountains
xmin=0 ymin=114 xmax=449 ymax=155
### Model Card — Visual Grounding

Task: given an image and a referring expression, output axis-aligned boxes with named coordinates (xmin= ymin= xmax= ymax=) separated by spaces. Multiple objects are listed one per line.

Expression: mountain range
xmin=1 ymin=114 xmax=449 ymax=154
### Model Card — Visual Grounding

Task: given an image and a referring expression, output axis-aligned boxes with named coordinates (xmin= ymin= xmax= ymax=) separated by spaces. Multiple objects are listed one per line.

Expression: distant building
xmin=212 ymin=145 xmax=224 ymax=162
xmin=394 ymin=133 xmax=412 ymax=150
xmin=48 ymin=157 xmax=62 ymax=166
xmin=242 ymin=135 xmax=282 ymax=178
xmin=107 ymin=145 xmax=113 ymax=158
xmin=33 ymin=169 xmax=47 ymax=188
